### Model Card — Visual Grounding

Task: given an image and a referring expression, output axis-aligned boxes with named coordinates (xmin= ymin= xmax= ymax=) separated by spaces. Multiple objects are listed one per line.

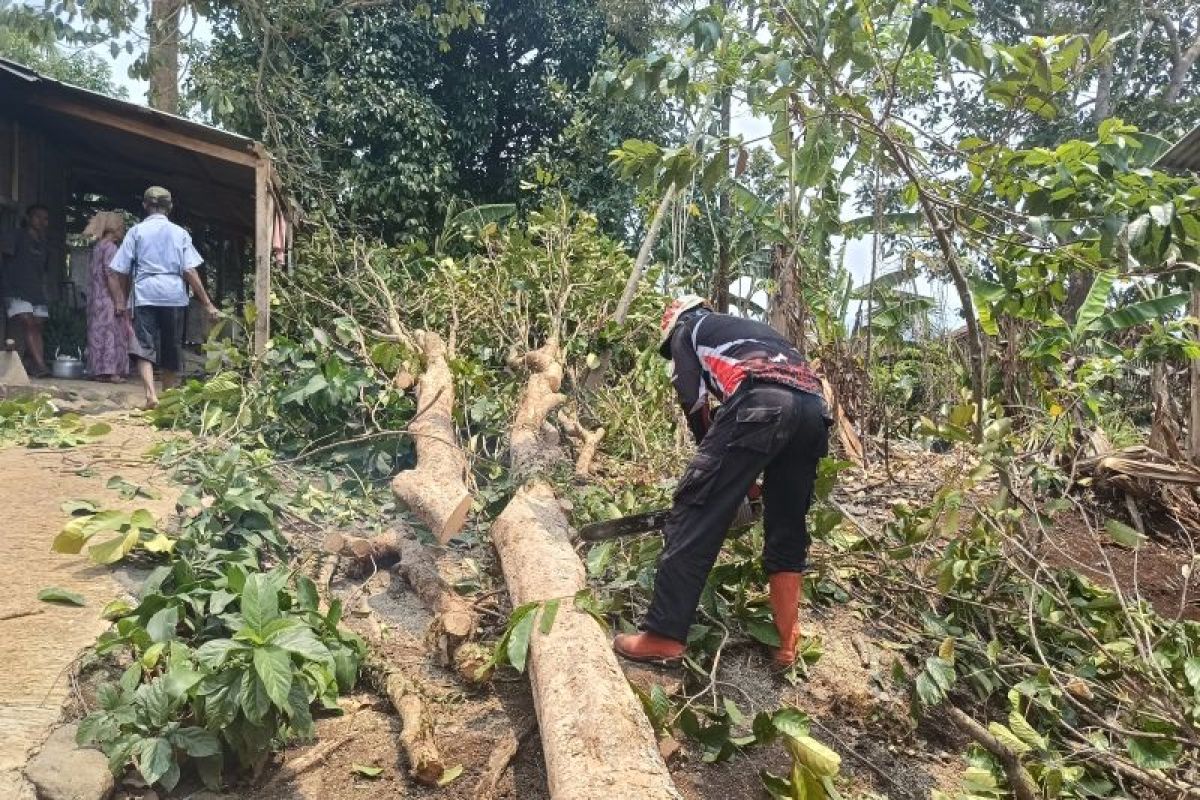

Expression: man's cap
xmin=143 ymin=186 xmax=172 ymax=203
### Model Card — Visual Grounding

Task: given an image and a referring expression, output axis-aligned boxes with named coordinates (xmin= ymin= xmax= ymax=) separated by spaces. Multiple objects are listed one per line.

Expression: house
xmin=0 ymin=56 xmax=288 ymax=356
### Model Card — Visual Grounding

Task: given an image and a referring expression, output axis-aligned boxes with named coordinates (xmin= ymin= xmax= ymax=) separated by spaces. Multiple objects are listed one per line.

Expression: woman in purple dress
xmin=83 ymin=212 xmax=129 ymax=382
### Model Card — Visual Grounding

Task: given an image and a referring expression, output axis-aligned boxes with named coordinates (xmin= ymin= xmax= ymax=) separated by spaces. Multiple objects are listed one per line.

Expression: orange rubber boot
xmin=613 ymin=631 xmax=687 ymax=664
xmin=768 ymin=572 xmax=804 ymax=667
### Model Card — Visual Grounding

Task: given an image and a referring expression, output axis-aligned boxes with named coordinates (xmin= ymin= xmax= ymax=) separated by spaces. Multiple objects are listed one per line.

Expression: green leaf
xmin=270 ymin=624 xmax=334 ymax=667
xmin=1008 ymin=709 xmax=1047 ymax=751
xmin=195 ymin=638 xmax=245 ymax=668
xmin=296 ymin=575 xmax=319 ymax=611
xmin=137 ymin=736 xmax=174 ymax=787
xmin=37 ymin=586 xmax=85 ymax=606
xmin=437 ymin=764 xmax=464 ymax=786
xmin=987 ymin=722 xmax=1032 ymax=755
xmin=1092 ymin=293 xmax=1189 ymax=332
xmin=784 ymin=734 xmax=841 ymax=778
xmin=87 ymin=529 xmax=140 ymax=565
xmin=52 ymin=516 xmax=95 ymax=554
xmin=241 ymin=673 xmax=272 ymax=723
xmin=60 ymin=499 xmax=98 ymax=515
xmin=172 ymin=727 xmax=220 ymax=757
xmin=771 ymin=707 xmax=811 ymax=740
xmin=1104 ymin=518 xmax=1145 ymax=549
xmin=241 ymin=573 xmax=281 ymax=634
xmin=747 ymin=620 xmax=782 ymax=647
xmin=906 ymin=9 xmax=932 ymax=50
xmin=1149 ymin=202 xmax=1174 ymax=227
xmin=146 ymin=606 xmax=179 ymax=643
xmin=253 ymin=645 xmax=294 ymax=709
xmin=352 ymin=764 xmax=384 ymax=778
xmin=506 ymin=606 xmax=538 ymax=673
xmin=1127 ymin=735 xmax=1180 ymax=770
xmin=1073 ymin=270 xmax=1114 ymax=338
xmin=1184 ymin=658 xmax=1200 ymax=694
xmin=538 ymin=599 xmax=560 ymax=636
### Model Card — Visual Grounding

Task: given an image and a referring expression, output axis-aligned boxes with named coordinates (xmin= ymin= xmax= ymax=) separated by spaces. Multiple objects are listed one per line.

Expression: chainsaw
xmin=577 ymin=496 xmax=762 ymax=542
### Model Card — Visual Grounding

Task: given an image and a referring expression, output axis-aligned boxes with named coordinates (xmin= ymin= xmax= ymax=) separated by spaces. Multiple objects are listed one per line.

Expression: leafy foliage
xmin=0 ymin=396 xmax=112 ymax=449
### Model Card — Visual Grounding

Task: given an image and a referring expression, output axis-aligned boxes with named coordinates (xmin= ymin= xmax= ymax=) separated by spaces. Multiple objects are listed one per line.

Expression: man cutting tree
xmin=613 ymin=295 xmax=830 ymax=667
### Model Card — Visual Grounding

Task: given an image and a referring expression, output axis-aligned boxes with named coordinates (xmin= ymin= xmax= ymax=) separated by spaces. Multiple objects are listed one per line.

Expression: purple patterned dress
xmin=86 ymin=239 xmax=129 ymax=378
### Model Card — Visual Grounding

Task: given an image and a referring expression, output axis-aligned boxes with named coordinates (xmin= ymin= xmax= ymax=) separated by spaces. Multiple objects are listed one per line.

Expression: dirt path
xmin=0 ymin=413 xmax=174 ymax=798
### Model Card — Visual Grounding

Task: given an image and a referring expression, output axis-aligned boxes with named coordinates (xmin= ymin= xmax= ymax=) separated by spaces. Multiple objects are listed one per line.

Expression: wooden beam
xmin=254 ymin=161 xmax=272 ymax=355
xmin=31 ymin=94 xmax=258 ymax=168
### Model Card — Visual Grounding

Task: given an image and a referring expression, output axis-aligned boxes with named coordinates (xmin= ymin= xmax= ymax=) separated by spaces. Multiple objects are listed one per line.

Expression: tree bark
xmin=381 ymin=670 xmax=445 ymax=786
xmin=712 ymin=84 xmax=733 ymax=312
xmin=557 ymin=411 xmax=605 ymax=477
xmin=147 ymin=0 xmax=182 ymax=113
xmin=491 ymin=482 xmax=681 ymax=799
xmin=616 ymin=184 xmax=676 ymax=325
xmin=508 ymin=339 xmax=567 ymax=479
xmin=876 ymin=131 xmax=987 ymax=440
xmin=391 ymin=332 xmax=473 ymax=543
xmin=491 ymin=343 xmax=681 ymax=799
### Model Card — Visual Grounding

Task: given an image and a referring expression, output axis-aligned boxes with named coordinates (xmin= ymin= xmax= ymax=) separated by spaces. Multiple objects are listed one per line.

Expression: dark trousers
xmin=643 ymin=383 xmax=830 ymax=642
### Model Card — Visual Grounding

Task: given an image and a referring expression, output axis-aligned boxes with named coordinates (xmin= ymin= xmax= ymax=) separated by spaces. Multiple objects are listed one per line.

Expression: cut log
xmin=492 ymin=482 xmax=681 ymax=799
xmin=391 ymin=537 xmax=476 ymax=665
xmin=380 ymin=669 xmax=445 ymax=786
xmin=491 ymin=341 xmax=680 ymax=799
xmin=391 ymin=331 xmax=473 ymax=543
xmin=322 ymin=530 xmax=406 ymax=571
xmin=325 ymin=528 xmax=479 ymax=664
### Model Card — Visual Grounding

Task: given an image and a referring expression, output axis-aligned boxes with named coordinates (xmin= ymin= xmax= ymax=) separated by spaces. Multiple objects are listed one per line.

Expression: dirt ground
xmin=6 ymin=402 xmax=1197 ymax=800
xmin=0 ymin=410 xmax=175 ymax=799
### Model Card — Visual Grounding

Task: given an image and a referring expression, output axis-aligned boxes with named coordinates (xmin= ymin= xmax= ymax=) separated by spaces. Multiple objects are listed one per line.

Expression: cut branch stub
xmin=558 ymin=411 xmax=606 ymax=477
xmin=509 ymin=339 xmax=568 ymax=478
xmin=391 ymin=331 xmax=473 ymax=543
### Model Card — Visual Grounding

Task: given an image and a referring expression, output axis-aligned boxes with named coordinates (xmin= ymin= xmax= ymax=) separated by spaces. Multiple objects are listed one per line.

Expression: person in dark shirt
xmin=2 ymin=205 xmax=51 ymax=377
xmin=613 ymin=295 xmax=830 ymax=667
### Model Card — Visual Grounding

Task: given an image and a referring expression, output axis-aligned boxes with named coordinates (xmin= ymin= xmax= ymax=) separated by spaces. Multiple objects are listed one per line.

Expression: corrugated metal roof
xmin=1156 ymin=123 xmax=1200 ymax=173
xmin=0 ymin=56 xmax=258 ymax=158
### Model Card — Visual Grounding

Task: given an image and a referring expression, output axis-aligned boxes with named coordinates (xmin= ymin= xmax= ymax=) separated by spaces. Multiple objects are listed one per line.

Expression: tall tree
xmin=189 ymin=0 xmax=669 ymax=240
xmin=147 ymin=0 xmax=183 ymax=111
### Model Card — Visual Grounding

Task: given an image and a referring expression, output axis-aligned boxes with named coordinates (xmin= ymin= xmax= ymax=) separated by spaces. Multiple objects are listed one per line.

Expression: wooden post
xmin=253 ymin=160 xmax=271 ymax=355
xmin=1191 ymin=277 xmax=1200 ymax=464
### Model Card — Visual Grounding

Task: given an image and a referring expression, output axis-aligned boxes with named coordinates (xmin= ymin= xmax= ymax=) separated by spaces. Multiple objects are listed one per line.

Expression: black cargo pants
xmin=642 ymin=382 xmax=830 ymax=643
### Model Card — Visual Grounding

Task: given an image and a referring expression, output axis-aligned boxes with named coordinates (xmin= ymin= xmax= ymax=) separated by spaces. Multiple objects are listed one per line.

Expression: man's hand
xmin=204 ymin=303 xmax=220 ymax=322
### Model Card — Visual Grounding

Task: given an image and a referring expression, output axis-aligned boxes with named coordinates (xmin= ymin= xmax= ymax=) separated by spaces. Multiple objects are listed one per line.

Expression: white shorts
xmin=6 ymin=299 xmax=49 ymax=319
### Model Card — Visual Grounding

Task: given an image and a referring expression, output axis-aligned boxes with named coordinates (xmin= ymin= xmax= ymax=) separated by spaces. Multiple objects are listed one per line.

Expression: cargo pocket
xmin=728 ymin=406 xmax=782 ymax=453
xmin=673 ymin=453 xmax=721 ymax=506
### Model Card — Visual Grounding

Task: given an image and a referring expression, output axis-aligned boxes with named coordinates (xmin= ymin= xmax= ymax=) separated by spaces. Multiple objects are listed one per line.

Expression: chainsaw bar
xmin=577 ymin=509 xmax=672 ymax=541
xmin=576 ymin=499 xmax=761 ymax=542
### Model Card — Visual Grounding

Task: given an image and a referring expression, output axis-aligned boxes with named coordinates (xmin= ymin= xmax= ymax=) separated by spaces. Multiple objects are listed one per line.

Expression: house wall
xmin=0 ymin=113 xmax=70 ymax=290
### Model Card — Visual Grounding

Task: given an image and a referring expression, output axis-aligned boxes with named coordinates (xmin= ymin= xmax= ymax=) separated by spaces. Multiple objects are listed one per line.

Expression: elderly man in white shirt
xmin=107 ymin=186 xmax=219 ymax=408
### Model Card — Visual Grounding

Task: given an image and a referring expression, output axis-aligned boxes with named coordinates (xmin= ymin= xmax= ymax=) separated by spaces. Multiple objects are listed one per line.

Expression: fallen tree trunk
xmin=391 ymin=331 xmax=473 ymax=543
xmin=491 ymin=340 xmax=681 ymax=800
